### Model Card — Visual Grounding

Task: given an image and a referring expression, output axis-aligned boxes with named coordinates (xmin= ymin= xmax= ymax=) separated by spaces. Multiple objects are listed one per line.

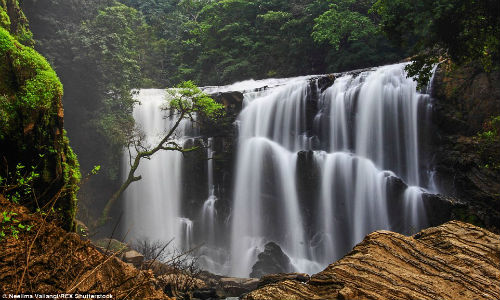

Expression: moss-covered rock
xmin=0 ymin=5 xmax=80 ymax=231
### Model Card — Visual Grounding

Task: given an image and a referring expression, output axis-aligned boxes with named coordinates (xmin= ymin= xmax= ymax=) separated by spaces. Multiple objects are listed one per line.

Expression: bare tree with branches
xmin=98 ymin=81 xmax=224 ymax=226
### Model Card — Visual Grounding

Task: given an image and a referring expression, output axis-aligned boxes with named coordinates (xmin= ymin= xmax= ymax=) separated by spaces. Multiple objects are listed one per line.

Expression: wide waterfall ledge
xmin=122 ymin=63 xmax=438 ymax=278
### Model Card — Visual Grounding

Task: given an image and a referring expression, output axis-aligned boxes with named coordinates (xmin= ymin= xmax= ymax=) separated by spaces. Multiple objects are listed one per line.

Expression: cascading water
xmin=229 ymin=63 xmax=434 ymax=276
xmin=123 ymin=89 xmax=192 ymax=249
xmin=201 ymin=138 xmax=217 ymax=246
xmin=123 ymin=63 xmax=436 ymax=277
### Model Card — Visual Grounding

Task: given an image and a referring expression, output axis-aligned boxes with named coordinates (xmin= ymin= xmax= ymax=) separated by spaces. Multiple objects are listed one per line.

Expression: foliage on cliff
xmin=0 ymin=2 xmax=80 ymax=231
xmin=117 ymin=0 xmax=405 ymax=86
xmin=0 ymin=0 xmax=32 ymax=46
xmin=432 ymin=62 xmax=500 ymax=231
xmin=22 ymin=0 xmax=158 ymax=180
xmin=372 ymin=0 xmax=500 ymax=86
xmin=21 ymin=0 xmax=163 ymax=225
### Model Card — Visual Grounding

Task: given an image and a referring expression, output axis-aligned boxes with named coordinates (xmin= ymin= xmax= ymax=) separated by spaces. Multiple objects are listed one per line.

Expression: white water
xmin=123 ymin=89 xmax=191 ymax=249
xmin=201 ymin=138 xmax=217 ymax=246
xmin=229 ymin=63 xmax=432 ymax=276
xmin=124 ymin=63 xmax=435 ymax=277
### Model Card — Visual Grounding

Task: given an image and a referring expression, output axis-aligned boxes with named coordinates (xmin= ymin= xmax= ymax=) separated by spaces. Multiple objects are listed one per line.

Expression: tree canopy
xmin=372 ymin=0 xmax=500 ymax=86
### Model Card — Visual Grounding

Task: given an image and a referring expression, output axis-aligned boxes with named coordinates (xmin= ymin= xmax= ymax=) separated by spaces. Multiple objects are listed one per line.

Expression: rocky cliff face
xmin=243 ymin=221 xmax=500 ymax=300
xmin=0 ymin=0 xmax=80 ymax=231
xmin=431 ymin=62 xmax=500 ymax=232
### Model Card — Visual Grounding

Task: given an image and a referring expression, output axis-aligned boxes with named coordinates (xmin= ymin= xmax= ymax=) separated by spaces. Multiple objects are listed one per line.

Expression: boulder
xmin=122 ymin=250 xmax=144 ymax=265
xmin=211 ymin=91 xmax=244 ymax=112
xmin=250 ymin=242 xmax=294 ymax=278
xmin=196 ymin=271 xmax=260 ymax=298
xmin=243 ymin=221 xmax=500 ymax=300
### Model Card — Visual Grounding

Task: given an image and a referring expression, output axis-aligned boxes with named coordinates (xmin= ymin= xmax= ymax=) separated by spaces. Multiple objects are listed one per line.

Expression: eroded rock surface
xmin=243 ymin=221 xmax=500 ymax=300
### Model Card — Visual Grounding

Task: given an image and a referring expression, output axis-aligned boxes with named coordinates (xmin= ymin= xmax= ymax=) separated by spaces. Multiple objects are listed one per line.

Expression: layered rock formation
xmin=243 ymin=221 xmax=500 ymax=300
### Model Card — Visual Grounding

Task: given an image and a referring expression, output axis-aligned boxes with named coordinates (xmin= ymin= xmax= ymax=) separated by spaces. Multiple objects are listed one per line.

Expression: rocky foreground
xmin=244 ymin=221 xmax=500 ymax=300
xmin=0 ymin=195 xmax=168 ymax=299
xmin=1 ymin=195 xmax=498 ymax=300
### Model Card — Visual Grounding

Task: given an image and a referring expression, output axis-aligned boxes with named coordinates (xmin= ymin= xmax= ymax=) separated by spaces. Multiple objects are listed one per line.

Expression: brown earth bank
xmin=243 ymin=221 xmax=500 ymax=300
xmin=0 ymin=195 xmax=169 ymax=299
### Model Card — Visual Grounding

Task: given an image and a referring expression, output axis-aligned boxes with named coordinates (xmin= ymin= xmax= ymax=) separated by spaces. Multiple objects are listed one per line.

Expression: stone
xmin=431 ymin=63 xmax=500 ymax=232
xmin=192 ymin=288 xmax=219 ymax=299
xmin=122 ymin=250 xmax=144 ymax=265
xmin=243 ymin=221 xmax=500 ymax=300
xmin=250 ymin=242 xmax=294 ymax=278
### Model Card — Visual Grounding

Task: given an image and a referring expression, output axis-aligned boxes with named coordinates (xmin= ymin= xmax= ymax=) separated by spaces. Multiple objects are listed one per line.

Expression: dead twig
xmin=16 ymin=188 xmax=63 ymax=294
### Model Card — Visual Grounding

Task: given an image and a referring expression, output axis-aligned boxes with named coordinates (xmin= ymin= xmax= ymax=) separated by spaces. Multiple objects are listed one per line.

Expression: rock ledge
xmin=243 ymin=221 xmax=500 ymax=300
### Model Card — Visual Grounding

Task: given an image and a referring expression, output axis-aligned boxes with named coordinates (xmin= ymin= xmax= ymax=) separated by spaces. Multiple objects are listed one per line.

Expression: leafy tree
xmin=75 ymin=3 xmax=156 ymax=175
xmin=99 ymin=81 xmax=224 ymax=225
xmin=311 ymin=0 xmax=405 ymax=72
xmin=372 ymin=0 xmax=500 ymax=86
xmin=312 ymin=0 xmax=376 ymax=50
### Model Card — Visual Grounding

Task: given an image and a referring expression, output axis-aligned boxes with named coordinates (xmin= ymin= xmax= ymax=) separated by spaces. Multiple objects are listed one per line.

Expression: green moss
xmin=0 ymin=22 xmax=80 ymax=231
xmin=60 ymin=133 xmax=81 ymax=231
xmin=453 ymin=207 xmax=485 ymax=228
xmin=0 ymin=27 xmax=63 ymax=128
xmin=0 ymin=1 xmax=33 ymax=46
xmin=475 ymin=116 xmax=500 ymax=170
xmin=0 ymin=26 xmax=13 ymax=54
xmin=0 ymin=9 xmax=10 ymax=30
xmin=21 ymin=70 xmax=63 ymax=109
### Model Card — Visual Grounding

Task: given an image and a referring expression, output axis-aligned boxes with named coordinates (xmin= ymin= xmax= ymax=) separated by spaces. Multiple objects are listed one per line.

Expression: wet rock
xmin=192 ymin=288 xmax=219 ymax=300
xmin=421 ymin=193 xmax=465 ymax=226
xmin=211 ymin=91 xmax=244 ymax=113
xmin=431 ymin=63 xmax=500 ymax=232
xmin=250 ymin=242 xmax=294 ymax=278
xmin=243 ymin=221 xmax=500 ymax=300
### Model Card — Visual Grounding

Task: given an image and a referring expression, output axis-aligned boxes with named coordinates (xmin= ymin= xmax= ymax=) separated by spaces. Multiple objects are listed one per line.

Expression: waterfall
xmin=403 ymin=186 xmax=428 ymax=234
xmin=201 ymin=138 xmax=217 ymax=246
xmin=123 ymin=89 xmax=192 ymax=250
xmin=229 ymin=63 xmax=433 ymax=276
xmin=179 ymin=217 xmax=194 ymax=251
xmin=123 ymin=63 xmax=436 ymax=277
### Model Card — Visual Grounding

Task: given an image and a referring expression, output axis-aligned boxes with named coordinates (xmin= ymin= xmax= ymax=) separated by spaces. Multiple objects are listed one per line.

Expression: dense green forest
xmin=19 ymin=0 xmax=499 ymax=221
